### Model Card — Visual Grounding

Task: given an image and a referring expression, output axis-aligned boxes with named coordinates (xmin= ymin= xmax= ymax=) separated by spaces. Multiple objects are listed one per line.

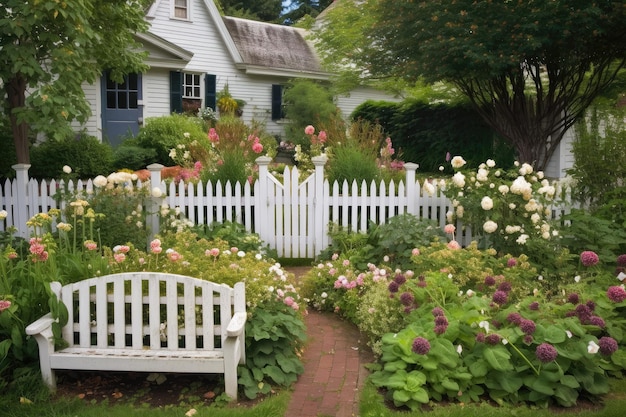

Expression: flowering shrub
xmin=442 ymin=156 xmax=563 ymax=264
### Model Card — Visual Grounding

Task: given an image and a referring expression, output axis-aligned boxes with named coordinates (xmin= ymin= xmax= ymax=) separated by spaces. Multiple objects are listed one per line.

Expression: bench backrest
xmin=50 ymin=272 xmax=245 ymax=351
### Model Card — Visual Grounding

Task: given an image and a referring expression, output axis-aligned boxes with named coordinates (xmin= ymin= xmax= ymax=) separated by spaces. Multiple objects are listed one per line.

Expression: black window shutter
xmin=170 ymin=71 xmax=183 ymax=113
xmin=271 ymin=84 xmax=284 ymax=120
xmin=205 ymin=74 xmax=217 ymax=111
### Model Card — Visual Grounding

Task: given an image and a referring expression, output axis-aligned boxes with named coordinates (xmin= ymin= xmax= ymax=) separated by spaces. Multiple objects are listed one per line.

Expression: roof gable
xmin=222 ymin=17 xmax=329 ymax=78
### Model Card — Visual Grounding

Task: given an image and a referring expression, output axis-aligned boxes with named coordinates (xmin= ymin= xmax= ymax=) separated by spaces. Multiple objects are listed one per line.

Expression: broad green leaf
xmin=483 ymin=346 xmax=513 ymax=372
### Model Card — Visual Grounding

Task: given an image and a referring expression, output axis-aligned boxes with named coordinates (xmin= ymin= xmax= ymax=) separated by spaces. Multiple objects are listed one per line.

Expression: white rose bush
xmin=443 ymin=156 xmax=561 ymax=262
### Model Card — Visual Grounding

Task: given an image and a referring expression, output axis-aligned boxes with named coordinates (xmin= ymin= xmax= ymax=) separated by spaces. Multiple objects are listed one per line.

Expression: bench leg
xmin=31 ymin=332 xmax=57 ymax=391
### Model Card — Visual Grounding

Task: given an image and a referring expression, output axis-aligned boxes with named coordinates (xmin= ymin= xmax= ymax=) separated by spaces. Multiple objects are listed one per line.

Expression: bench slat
xmin=184 ymin=280 xmax=196 ymax=349
xmin=131 ymin=277 xmax=143 ymax=349
xmin=78 ymin=282 xmax=90 ymax=347
xmin=96 ymin=279 xmax=107 ymax=348
xmin=148 ymin=278 xmax=160 ymax=350
xmin=203 ymin=281 xmax=215 ymax=350
xmin=113 ymin=280 xmax=125 ymax=348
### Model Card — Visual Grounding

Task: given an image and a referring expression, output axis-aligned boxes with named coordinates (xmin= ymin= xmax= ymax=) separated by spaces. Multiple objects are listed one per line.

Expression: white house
xmin=77 ymin=0 xmax=400 ymax=147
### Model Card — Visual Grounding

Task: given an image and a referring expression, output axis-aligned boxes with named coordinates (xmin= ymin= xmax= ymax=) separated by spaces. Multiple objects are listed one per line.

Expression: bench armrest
xmin=226 ymin=312 xmax=247 ymax=337
xmin=25 ymin=313 xmax=56 ymax=336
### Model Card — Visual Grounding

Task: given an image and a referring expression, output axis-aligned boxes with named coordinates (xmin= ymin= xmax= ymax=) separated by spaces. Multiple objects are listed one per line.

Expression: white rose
xmin=486 ymin=159 xmax=496 ymax=168
xmin=62 ymin=165 xmax=72 ymax=174
xmin=516 ymin=234 xmax=529 ymax=245
xmin=451 ymin=156 xmax=466 ymax=169
xmin=481 ymin=196 xmax=494 ymax=211
xmin=483 ymin=220 xmax=498 ymax=234
xmin=452 ymin=172 xmax=466 ymax=187
xmin=93 ymin=175 xmax=108 ymax=188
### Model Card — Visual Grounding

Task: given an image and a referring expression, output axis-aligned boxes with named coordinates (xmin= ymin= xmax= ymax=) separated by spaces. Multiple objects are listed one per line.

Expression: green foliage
xmin=29 ymin=134 xmax=114 ymax=179
xmin=134 ymin=114 xmax=208 ymax=166
xmin=559 ymin=209 xmax=626 ymax=261
xmin=111 ymin=143 xmax=158 ymax=171
xmin=194 ymin=221 xmax=277 ymax=259
xmin=283 ymin=80 xmax=344 ymax=147
xmin=317 ymin=214 xmax=445 ymax=272
xmin=352 ymin=99 xmax=515 ymax=173
xmin=1 ymin=0 xmax=150 ymax=162
xmin=240 ymin=299 xmax=306 ymax=399
xmin=326 ymin=145 xmax=379 ymax=185
xmin=568 ymin=105 xmax=626 ymax=222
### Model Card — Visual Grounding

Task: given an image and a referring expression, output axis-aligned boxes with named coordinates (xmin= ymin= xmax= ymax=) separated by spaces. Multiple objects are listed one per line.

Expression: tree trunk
xmin=5 ymin=74 xmax=30 ymax=164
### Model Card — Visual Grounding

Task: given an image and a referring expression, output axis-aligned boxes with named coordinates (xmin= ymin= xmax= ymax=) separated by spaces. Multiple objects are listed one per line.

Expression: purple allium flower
xmin=434 ymin=325 xmax=448 ymax=335
xmin=536 ymin=343 xmax=558 ymax=363
xmin=417 ymin=280 xmax=427 ymax=288
xmin=412 ymin=337 xmax=431 ymax=355
xmin=484 ymin=276 xmax=496 ymax=286
xmin=567 ymin=293 xmax=580 ymax=304
xmin=404 ymin=306 xmax=415 ymax=314
xmin=475 ymin=333 xmax=486 ymax=343
xmin=399 ymin=292 xmax=415 ymax=306
xmin=507 ymin=257 xmax=517 ymax=267
xmin=432 ymin=307 xmax=445 ymax=317
xmin=492 ymin=290 xmax=508 ymax=305
xmin=485 ymin=334 xmax=502 ymax=345
xmin=507 ymin=313 xmax=523 ymax=325
xmin=586 ymin=300 xmax=596 ymax=311
xmin=607 ymin=286 xmax=626 ymax=303
xmin=418 ymin=275 xmax=426 ymax=282
xmin=617 ymin=254 xmax=626 ymax=267
xmin=388 ymin=281 xmax=400 ymax=293
xmin=498 ymin=282 xmax=512 ymax=293
xmin=580 ymin=251 xmax=599 ymax=267
xmin=529 ymin=301 xmax=540 ymax=311
xmin=598 ymin=337 xmax=619 ymax=356
xmin=523 ymin=335 xmax=534 ymax=345
xmin=394 ymin=274 xmax=407 ymax=286
xmin=589 ymin=316 xmax=606 ymax=328
xmin=520 ymin=319 xmax=536 ymax=335
xmin=435 ymin=315 xmax=448 ymax=327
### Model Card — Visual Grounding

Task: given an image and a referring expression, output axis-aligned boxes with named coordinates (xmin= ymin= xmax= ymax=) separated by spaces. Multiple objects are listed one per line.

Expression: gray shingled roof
xmin=222 ymin=16 xmax=323 ymax=73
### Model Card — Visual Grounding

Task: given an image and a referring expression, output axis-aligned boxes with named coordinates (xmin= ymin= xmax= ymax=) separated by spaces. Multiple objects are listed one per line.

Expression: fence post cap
xmin=311 ymin=155 xmax=328 ymax=165
xmin=11 ymin=163 xmax=31 ymax=170
xmin=255 ymin=156 xmax=273 ymax=165
xmin=147 ymin=163 xmax=164 ymax=171
xmin=404 ymin=162 xmax=419 ymax=171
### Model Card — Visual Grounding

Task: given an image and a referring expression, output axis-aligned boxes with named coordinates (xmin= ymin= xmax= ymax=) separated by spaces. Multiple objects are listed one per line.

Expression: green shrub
xmin=352 ymin=99 xmax=515 ymax=172
xmin=134 ymin=114 xmax=207 ymax=165
xmin=111 ymin=143 xmax=158 ymax=171
xmin=326 ymin=144 xmax=380 ymax=185
xmin=283 ymin=79 xmax=344 ymax=147
xmin=29 ymin=134 xmax=113 ymax=179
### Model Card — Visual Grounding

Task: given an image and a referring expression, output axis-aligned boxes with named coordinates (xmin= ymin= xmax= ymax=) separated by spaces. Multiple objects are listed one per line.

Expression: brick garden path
xmin=283 ymin=267 xmax=374 ymax=417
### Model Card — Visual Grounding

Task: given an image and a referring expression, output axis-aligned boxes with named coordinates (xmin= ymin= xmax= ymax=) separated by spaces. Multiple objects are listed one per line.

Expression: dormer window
xmin=173 ymin=0 xmax=189 ymax=20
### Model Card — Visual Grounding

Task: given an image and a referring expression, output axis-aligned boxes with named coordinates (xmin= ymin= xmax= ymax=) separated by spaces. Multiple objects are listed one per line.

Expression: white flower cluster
xmin=443 ymin=156 xmax=562 ymax=251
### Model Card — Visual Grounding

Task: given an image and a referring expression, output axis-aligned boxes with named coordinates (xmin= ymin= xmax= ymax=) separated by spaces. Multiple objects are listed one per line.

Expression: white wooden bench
xmin=26 ymin=272 xmax=246 ymax=400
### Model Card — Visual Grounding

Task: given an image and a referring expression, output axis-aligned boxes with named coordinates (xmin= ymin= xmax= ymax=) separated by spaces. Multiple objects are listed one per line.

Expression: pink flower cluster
xmin=248 ymin=134 xmax=264 ymax=154
xmin=304 ymin=125 xmax=327 ymax=145
xmin=29 ymin=237 xmax=48 ymax=262
xmin=0 ymin=300 xmax=11 ymax=312
xmin=150 ymin=239 xmax=163 ymax=254
xmin=334 ymin=273 xmax=365 ymax=289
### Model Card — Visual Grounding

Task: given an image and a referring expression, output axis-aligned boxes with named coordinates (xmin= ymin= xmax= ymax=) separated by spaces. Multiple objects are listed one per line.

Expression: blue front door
xmin=101 ymin=72 xmax=143 ymax=146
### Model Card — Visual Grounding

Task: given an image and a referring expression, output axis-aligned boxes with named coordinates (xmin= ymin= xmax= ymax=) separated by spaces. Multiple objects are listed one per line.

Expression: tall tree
xmin=219 ymin=0 xmax=284 ymax=22
xmin=282 ymin=0 xmax=334 ymax=25
xmin=314 ymin=0 xmax=626 ymax=170
xmin=1 ymin=0 xmax=150 ymax=164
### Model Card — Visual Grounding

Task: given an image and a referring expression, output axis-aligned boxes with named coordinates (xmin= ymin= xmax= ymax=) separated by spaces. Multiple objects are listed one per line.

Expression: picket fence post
xmin=12 ymin=164 xmax=30 ymax=239
xmin=404 ymin=162 xmax=419 ymax=216
xmin=255 ymin=156 xmax=272 ymax=247
xmin=311 ymin=155 xmax=328 ymax=256
xmin=147 ymin=163 xmax=164 ymax=248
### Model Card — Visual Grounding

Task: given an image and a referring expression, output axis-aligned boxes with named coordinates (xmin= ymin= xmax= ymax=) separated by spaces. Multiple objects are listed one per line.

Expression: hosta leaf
xmin=469 ymin=358 xmax=489 ymax=377
xmin=524 ymin=375 xmax=555 ymax=395
xmin=560 ymin=374 xmax=580 ymax=389
xmin=484 ymin=346 xmax=513 ymax=372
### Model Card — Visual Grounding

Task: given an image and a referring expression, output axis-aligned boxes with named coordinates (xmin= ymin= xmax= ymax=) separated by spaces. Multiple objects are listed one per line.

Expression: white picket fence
xmin=0 ymin=156 xmax=571 ymax=258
